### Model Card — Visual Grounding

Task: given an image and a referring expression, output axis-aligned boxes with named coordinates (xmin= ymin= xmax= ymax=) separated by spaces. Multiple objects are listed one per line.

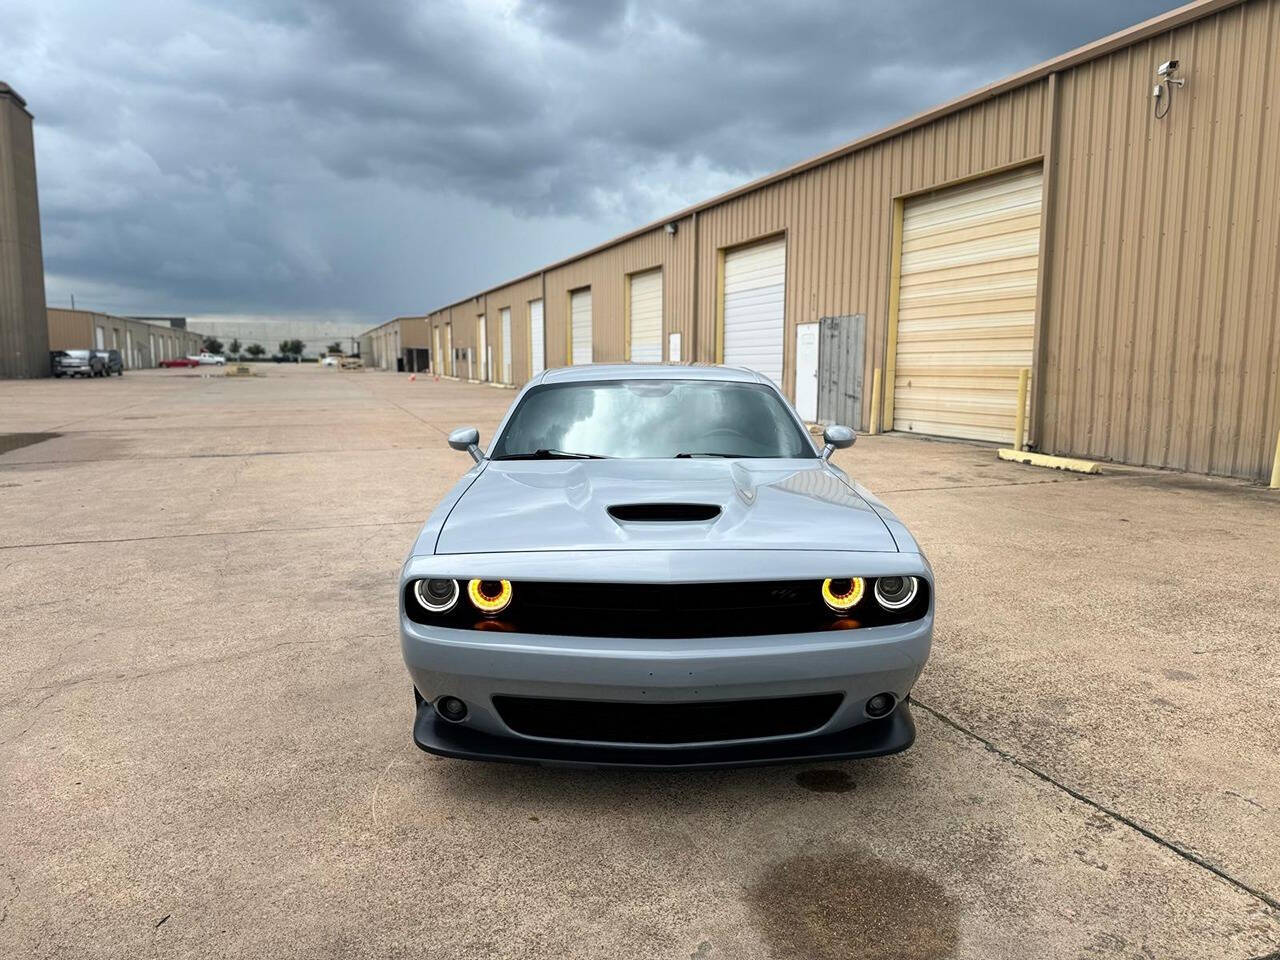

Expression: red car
xmin=158 ymin=357 xmax=201 ymax=368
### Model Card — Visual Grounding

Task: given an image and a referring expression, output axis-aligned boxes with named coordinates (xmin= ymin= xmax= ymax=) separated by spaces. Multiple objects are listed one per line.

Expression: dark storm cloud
xmin=2 ymin=0 xmax=1178 ymax=319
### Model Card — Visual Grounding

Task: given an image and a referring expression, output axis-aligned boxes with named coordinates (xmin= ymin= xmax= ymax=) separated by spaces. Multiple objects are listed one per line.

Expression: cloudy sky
xmin=3 ymin=0 xmax=1177 ymax=326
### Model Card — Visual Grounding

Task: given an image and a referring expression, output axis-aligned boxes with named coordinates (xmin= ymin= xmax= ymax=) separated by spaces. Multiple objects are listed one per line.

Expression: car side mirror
xmin=821 ymin=424 xmax=855 ymax=460
xmin=448 ymin=426 xmax=483 ymax=463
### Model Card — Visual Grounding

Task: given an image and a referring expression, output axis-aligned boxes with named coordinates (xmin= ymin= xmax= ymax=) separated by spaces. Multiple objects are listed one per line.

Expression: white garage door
xmin=529 ymin=299 xmax=545 ymax=376
xmin=893 ymin=165 xmax=1042 ymax=444
xmin=723 ymin=236 xmax=785 ymax=386
xmin=501 ymin=307 xmax=512 ymax=383
xmin=570 ymin=288 xmax=592 ymax=365
xmin=628 ymin=269 xmax=662 ymax=363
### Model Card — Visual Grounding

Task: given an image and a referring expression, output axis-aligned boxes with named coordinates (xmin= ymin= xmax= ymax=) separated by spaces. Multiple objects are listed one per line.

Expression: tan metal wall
xmin=0 ymin=86 xmax=49 ymax=379
xmin=47 ymin=309 xmax=203 ymax=365
xmin=695 ymin=82 xmax=1052 ymax=409
xmin=1038 ymin=0 xmax=1280 ymax=479
xmin=404 ymin=0 xmax=1279 ymax=479
xmin=46 ymin=308 xmax=93 ymax=351
xmin=542 ymin=225 xmax=695 ymax=370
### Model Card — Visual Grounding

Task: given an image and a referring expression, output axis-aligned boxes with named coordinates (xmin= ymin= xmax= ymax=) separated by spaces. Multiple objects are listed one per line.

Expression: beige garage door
xmin=893 ymin=165 xmax=1042 ymax=444
xmin=628 ymin=269 xmax=662 ymax=363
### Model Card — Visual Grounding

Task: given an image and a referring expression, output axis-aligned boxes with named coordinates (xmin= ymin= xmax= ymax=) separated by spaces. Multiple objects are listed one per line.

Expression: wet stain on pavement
xmin=747 ymin=847 xmax=959 ymax=960
xmin=795 ymin=769 xmax=856 ymax=793
xmin=0 ymin=432 xmax=60 ymax=455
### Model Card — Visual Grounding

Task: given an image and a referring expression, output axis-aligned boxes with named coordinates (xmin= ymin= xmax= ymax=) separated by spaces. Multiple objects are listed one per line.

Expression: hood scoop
xmin=607 ymin=503 xmax=721 ymax=523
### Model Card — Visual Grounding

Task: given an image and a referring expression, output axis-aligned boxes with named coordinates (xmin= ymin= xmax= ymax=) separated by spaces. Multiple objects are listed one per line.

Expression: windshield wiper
xmin=496 ymin=448 xmax=609 ymax=460
xmin=674 ymin=452 xmax=747 ymax=458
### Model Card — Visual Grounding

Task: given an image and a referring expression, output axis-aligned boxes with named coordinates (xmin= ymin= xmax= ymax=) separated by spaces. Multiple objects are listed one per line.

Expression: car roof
xmin=536 ymin=363 xmax=771 ymax=386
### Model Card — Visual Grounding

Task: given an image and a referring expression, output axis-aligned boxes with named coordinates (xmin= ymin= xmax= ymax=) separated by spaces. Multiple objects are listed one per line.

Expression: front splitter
xmin=412 ymin=700 xmax=916 ymax=770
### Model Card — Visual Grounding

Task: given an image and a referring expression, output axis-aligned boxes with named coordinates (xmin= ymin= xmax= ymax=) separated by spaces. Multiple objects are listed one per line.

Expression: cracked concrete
xmin=1 ymin=366 xmax=1277 ymax=959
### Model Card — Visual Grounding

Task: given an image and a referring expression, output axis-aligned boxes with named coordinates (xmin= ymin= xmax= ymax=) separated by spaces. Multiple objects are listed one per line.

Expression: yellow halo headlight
xmin=467 ymin=578 xmax=512 ymax=615
xmin=821 ymin=577 xmax=865 ymax=612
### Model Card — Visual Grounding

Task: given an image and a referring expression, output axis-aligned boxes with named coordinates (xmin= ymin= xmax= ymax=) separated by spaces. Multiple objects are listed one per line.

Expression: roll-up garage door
xmin=501 ymin=307 xmax=512 ymax=383
xmin=628 ymin=269 xmax=662 ymax=363
xmin=570 ymin=288 xmax=592 ymax=365
xmin=893 ymin=165 xmax=1042 ymax=444
xmin=723 ymin=236 xmax=785 ymax=386
xmin=529 ymin=299 xmax=544 ymax=376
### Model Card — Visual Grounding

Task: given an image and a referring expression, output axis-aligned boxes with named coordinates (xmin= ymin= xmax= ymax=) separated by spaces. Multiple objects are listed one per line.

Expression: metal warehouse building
xmin=363 ymin=316 xmax=432 ymax=372
xmin=390 ymin=0 xmax=1280 ymax=481
xmin=47 ymin=309 xmax=205 ymax=367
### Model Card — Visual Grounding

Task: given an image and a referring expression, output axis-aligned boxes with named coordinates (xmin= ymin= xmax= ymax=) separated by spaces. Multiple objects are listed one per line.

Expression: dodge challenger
xmin=399 ymin=364 xmax=933 ymax=768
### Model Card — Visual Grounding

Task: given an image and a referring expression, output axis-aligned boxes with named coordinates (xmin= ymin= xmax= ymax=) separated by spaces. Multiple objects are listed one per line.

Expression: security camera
xmin=664 ymin=222 xmax=678 ymax=236
xmin=1157 ymin=59 xmax=1179 ymax=77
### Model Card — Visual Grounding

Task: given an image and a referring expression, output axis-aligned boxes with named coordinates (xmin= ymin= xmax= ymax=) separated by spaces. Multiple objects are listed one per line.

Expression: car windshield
xmin=490 ymin=379 xmax=815 ymax=460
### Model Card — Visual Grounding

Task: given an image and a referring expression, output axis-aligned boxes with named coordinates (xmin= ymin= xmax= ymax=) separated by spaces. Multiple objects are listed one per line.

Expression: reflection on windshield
xmin=491 ymin=379 xmax=814 ymax=459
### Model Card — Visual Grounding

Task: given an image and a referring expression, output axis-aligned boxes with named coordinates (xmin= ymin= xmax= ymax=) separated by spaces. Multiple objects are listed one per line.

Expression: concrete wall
xmin=0 ymin=84 xmax=49 ymax=379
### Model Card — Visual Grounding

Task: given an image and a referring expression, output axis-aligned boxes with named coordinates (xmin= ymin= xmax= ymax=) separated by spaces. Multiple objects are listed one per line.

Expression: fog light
xmin=873 ymin=575 xmax=918 ymax=610
xmin=865 ymin=693 xmax=896 ymax=718
xmin=414 ymin=577 xmax=459 ymax=612
xmin=435 ymin=696 xmax=468 ymax=722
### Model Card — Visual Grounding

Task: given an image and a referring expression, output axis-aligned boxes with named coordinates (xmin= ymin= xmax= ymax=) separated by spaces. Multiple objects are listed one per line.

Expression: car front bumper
xmin=412 ymin=694 xmax=916 ymax=769
xmin=400 ymin=611 xmax=931 ymax=769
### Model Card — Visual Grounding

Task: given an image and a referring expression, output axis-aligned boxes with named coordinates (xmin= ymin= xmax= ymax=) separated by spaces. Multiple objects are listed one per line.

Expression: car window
xmin=491 ymin=379 xmax=815 ymax=460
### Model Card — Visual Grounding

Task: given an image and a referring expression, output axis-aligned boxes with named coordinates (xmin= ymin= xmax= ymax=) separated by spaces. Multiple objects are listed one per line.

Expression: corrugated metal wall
xmin=398 ymin=0 xmax=1279 ymax=480
xmin=1039 ymin=0 xmax=1280 ymax=479
xmin=694 ymin=82 xmax=1051 ymax=407
xmin=0 ymin=91 xmax=49 ymax=379
xmin=48 ymin=309 xmax=202 ymax=365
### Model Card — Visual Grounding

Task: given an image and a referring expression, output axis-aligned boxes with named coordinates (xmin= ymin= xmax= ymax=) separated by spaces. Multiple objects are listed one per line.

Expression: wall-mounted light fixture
xmin=665 ymin=222 xmax=678 ymax=236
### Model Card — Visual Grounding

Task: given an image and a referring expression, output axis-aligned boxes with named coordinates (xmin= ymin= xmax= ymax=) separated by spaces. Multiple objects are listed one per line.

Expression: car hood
xmin=434 ymin=458 xmax=897 ymax=554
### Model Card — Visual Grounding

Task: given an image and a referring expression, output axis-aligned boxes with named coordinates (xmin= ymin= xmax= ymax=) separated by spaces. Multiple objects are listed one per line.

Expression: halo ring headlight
xmin=874 ymin=575 xmax=919 ymax=610
xmin=414 ymin=578 xmax=459 ymax=613
xmin=467 ymin=578 xmax=513 ymax=615
xmin=821 ymin=577 xmax=865 ymax=612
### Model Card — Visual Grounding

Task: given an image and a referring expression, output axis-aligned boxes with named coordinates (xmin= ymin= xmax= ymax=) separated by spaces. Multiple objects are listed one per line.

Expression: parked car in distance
xmin=93 ymin=349 xmax=124 ymax=376
xmin=158 ymin=356 xmax=201 ymax=368
xmin=399 ymin=364 xmax=934 ymax=769
xmin=187 ymin=352 xmax=226 ymax=366
xmin=50 ymin=349 xmax=105 ymax=378
xmin=320 ymin=355 xmax=340 ymax=367
xmin=272 ymin=353 xmax=301 ymax=363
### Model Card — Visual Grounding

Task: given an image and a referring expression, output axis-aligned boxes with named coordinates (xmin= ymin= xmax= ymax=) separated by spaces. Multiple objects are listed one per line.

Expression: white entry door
xmin=794 ymin=322 xmax=819 ymax=421
xmin=668 ymin=331 xmax=681 ymax=363
xmin=529 ymin=299 xmax=545 ymax=376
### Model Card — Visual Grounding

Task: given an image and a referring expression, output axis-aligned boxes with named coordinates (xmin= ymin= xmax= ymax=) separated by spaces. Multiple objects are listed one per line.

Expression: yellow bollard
xmin=869 ymin=367 xmax=882 ymax=435
xmin=1271 ymin=425 xmax=1280 ymax=489
xmin=1013 ymin=368 xmax=1030 ymax=451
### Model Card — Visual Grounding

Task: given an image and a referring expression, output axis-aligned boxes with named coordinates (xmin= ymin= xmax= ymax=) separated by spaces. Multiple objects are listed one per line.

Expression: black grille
xmin=515 ymin=579 xmax=820 ymax=638
xmin=493 ymin=693 xmax=844 ymax=744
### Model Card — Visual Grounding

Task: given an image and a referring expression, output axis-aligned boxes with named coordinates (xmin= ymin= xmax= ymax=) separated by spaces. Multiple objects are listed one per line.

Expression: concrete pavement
xmin=1 ymin=365 xmax=1277 ymax=959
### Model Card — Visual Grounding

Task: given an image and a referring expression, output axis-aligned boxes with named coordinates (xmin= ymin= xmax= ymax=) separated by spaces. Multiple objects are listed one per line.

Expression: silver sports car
xmin=399 ymin=364 xmax=933 ymax=768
